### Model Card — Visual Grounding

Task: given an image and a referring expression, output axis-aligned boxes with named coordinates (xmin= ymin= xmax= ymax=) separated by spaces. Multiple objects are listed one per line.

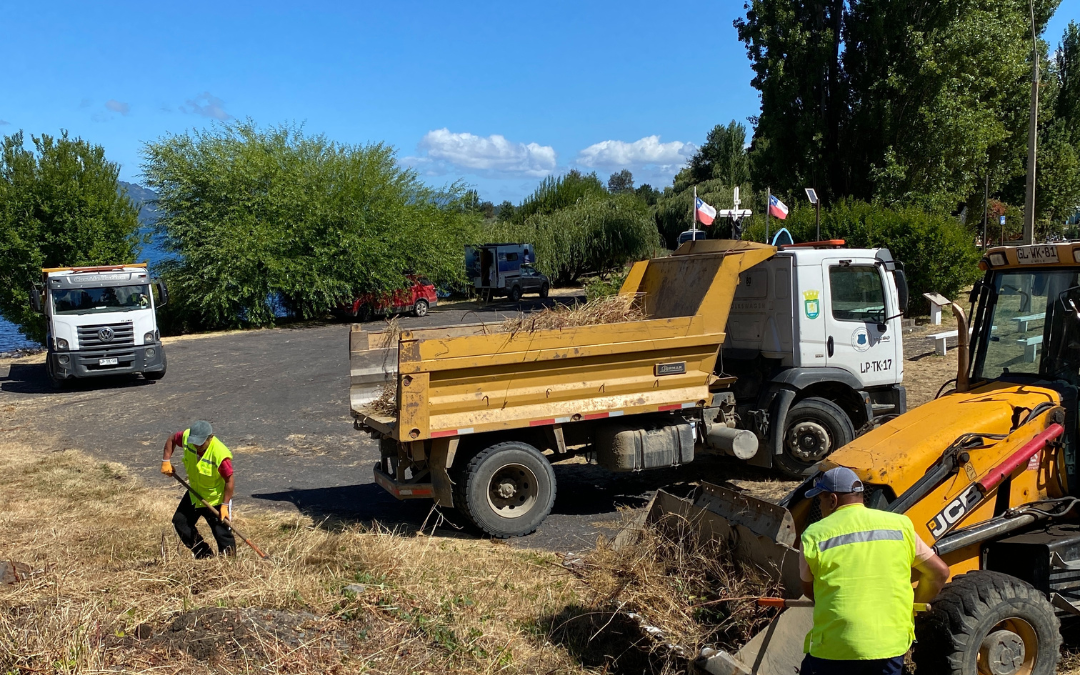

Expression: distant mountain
xmin=118 ymin=180 xmax=160 ymax=226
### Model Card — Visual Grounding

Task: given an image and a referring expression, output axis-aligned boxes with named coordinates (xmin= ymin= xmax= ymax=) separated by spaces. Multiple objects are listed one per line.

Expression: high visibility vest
xmin=801 ymin=503 xmax=917 ymax=660
xmin=181 ymin=429 xmax=233 ymax=507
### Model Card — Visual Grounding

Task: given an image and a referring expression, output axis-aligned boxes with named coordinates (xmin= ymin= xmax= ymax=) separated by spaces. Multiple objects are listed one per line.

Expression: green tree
xmin=495 ymin=200 xmax=515 ymax=221
xmin=511 ymin=169 xmax=607 ymax=223
xmin=0 ymin=130 xmax=140 ymax=342
xmin=607 ymin=169 xmax=634 ymax=193
xmin=142 ymin=120 xmax=479 ymax=331
xmin=737 ymin=0 xmax=1060 ymax=210
xmin=635 ymin=183 xmax=661 ymax=206
xmin=683 ymin=121 xmax=751 ymax=187
xmin=1055 ymin=21 xmax=1080 ymax=144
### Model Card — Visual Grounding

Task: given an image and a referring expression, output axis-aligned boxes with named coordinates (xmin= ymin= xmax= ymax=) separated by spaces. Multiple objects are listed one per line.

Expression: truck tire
xmin=775 ymin=397 xmax=854 ymax=478
xmin=913 ymin=570 xmax=1060 ymax=675
xmin=509 ymin=285 xmax=522 ymax=302
xmin=46 ymin=359 xmax=67 ymax=390
xmin=144 ymin=353 xmax=167 ymax=380
xmin=452 ymin=441 xmax=556 ymax=538
xmin=413 ymin=299 xmax=429 ymax=317
xmin=539 ymin=283 xmax=549 ymax=298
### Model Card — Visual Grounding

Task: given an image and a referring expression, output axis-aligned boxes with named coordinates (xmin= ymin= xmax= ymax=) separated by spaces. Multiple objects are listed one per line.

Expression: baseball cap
xmin=804 ymin=466 xmax=864 ymax=498
xmin=187 ymin=420 xmax=213 ymax=446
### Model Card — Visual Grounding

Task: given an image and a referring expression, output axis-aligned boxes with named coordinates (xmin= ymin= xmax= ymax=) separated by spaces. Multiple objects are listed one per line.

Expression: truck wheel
xmin=46 ymin=359 xmax=67 ymax=390
xmin=775 ymin=397 xmax=854 ymax=478
xmin=914 ymin=570 xmax=1060 ymax=675
xmin=509 ymin=285 xmax=522 ymax=302
xmin=452 ymin=441 xmax=556 ymax=538
xmin=144 ymin=353 xmax=167 ymax=380
xmin=539 ymin=283 xmax=549 ymax=298
xmin=413 ymin=299 xmax=429 ymax=317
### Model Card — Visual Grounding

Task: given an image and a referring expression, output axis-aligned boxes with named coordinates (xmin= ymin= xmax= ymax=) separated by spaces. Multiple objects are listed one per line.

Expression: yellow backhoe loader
xmin=648 ymin=242 xmax=1080 ymax=675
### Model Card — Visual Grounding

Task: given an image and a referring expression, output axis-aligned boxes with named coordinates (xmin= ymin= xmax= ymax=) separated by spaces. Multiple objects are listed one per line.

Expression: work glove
xmin=219 ymin=503 xmax=231 ymax=522
xmin=160 ymin=460 xmax=174 ymax=476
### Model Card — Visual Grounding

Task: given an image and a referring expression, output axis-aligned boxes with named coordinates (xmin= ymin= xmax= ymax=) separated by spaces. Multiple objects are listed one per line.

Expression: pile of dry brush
xmin=553 ymin=516 xmax=781 ymax=672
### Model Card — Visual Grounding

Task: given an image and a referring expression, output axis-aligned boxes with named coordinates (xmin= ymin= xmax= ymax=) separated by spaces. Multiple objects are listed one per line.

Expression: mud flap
xmin=620 ymin=482 xmax=812 ymax=675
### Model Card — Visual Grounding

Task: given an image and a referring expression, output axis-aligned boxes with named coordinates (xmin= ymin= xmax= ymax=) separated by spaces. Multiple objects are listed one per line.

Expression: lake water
xmin=0 ymin=229 xmax=170 ymax=355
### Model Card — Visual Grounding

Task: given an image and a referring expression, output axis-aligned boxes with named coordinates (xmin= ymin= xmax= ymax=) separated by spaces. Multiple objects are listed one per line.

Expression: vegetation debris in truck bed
xmin=499 ymin=294 xmax=644 ymax=333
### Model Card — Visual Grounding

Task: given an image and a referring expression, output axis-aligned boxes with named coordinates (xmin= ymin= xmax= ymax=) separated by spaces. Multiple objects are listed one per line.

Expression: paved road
xmin=0 ymin=297 xmax=769 ymax=551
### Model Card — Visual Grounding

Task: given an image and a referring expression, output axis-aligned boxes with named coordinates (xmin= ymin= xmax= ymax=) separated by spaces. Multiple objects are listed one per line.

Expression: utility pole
xmin=1022 ymin=0 xmax=1039 ymax=245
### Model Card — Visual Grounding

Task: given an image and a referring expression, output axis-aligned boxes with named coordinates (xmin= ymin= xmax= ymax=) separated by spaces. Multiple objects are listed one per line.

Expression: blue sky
xmin=2 ymin=1 xmax=1077 ymax=204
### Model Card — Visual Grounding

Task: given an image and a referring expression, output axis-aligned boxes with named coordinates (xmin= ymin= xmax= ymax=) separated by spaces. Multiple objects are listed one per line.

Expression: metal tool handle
xmin=170 ymin=473 xmax=272 ymax=562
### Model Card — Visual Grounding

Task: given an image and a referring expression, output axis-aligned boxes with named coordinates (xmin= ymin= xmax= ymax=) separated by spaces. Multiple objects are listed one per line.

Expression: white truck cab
xmin=31 ymin=265 xmax=168 ymax=387
xmin=722 ymin=241 xmax=908 ymax=476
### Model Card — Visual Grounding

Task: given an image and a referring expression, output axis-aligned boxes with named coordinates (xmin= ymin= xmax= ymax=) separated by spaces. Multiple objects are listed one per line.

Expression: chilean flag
xmin=695 ymin=198 xmax=716 ymax=226
xmin=769 ymin=194 xmax=789 ymax=220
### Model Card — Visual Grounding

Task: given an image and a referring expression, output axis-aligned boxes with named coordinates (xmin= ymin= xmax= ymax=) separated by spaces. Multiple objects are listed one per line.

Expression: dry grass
xmin=500 ymin=295 xmax=644 ymax=334
xmin=0 ymin=437 xmax=599 ymax=674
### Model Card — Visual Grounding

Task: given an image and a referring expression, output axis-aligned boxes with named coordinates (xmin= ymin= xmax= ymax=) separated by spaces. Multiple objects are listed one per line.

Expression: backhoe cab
xmin=656 ymin=242 xmax=1080 ymax=675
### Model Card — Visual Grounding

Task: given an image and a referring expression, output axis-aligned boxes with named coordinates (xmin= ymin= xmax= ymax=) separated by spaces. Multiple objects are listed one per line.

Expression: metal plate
xmin=1016 ymin=245 xmax=1059 ymax=265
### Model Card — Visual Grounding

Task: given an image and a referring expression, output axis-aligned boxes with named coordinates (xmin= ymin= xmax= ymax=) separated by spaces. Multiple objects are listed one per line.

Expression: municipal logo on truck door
xmin=851 ymin=327 xmax=871 ymax=352
xmin=803 ymin=291 xmax=820 ymax=319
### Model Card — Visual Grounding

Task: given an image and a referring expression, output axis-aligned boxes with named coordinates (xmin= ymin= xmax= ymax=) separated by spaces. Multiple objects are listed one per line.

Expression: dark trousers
xmin=800 ymin=654 xmax=904 ymax=675
xmin=172 ymin=494 xmax=235 ymax=558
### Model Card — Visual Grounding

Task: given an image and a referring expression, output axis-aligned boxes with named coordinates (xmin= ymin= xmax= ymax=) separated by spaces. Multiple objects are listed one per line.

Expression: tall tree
xmin=737 ymin=0 xmax=1061 ymax=209
xmin=511 ymin=169 xmax=607 ymax=223
xmin=685 ymin=121 xmax=751 ymax=186
xmin=607 ymin=169 xmax=634 ymax=193
xmin=0 ymin=131 xmax=140 ymax=342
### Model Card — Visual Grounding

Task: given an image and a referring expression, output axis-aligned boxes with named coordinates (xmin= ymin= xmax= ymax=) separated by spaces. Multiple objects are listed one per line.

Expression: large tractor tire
xmin=775 ymin=396 xmax=855 ymax=478
xmin=914 ymin=570 xmax=1060 ymax=675
xmin=452 ymin=441 xmax=556 ymax=538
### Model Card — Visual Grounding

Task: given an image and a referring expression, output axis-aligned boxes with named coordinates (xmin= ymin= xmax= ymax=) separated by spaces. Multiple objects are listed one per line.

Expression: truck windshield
xmin=974 ymin=269 xmax=1080 ymax=384
xmin=51 ymin=285 xmax=152 ymax=315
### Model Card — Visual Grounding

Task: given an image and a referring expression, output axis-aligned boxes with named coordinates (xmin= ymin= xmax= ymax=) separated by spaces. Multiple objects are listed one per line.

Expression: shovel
xmin=170 ymin=472 xmax=273 ymax=563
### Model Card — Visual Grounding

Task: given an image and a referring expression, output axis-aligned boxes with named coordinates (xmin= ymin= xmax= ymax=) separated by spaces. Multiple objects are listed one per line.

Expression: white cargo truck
xmin=718 ymin=239 xmax=908 ymax=476
xmin=30 ymin=264 xmax=168 ymax=387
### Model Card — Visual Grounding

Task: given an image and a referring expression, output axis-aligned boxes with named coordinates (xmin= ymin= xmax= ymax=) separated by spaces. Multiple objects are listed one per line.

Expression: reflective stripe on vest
xmin=180 ymin=429 xmax=233 ymax=507
xmin=801 ymin=504 xmax=917 ymax=661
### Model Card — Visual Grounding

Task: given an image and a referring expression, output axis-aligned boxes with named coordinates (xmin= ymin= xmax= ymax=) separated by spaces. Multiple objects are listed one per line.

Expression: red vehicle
xmin=338 ymin=275 xmax=437 ymax=321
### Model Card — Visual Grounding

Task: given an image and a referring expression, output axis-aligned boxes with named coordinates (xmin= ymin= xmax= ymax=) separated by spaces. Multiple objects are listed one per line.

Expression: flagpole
xmin=766 ymin=187 xmax=771 ymax=244
xmin=693 ymin=186 xmax=698 ymax=238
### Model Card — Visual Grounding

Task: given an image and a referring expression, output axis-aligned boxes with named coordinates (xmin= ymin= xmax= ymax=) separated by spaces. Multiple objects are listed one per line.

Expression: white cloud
xmin=576 ymin=135 xmax=694 ymax=170
xmin=105 ymin=99 xmax=130 ymax=115
xmin=412 ymin=128 xmax=556 ymax=177
xmin=181 ymin=92 xmax=231 ymax=120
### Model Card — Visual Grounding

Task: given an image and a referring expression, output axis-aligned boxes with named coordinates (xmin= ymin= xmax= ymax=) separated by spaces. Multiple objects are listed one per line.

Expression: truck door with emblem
xmin=823 ymin=259 xmax=899 ymax=387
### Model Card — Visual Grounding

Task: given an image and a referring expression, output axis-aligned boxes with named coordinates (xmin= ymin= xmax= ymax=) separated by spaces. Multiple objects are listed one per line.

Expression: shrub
xmin=487 ymin=194 xmax=661 ymax=284
xmin=142 ymin=121 xmax=480 ymax=331
xmin=746 ymin=199 xmax=982 ymax=313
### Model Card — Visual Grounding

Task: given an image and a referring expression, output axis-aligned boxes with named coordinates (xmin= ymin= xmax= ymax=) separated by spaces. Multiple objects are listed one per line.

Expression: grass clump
xmin=500 ymin=295 xmax=645 ymax=334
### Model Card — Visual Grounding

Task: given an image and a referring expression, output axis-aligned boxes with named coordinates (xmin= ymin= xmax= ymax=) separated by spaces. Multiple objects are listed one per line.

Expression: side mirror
xmin=29 ymin=288 xmax=42 ymax=313
xmin=892 ymin=269 xmax=909 ymax=314
xmin=156 ymin=282 xmax=169 ymax=307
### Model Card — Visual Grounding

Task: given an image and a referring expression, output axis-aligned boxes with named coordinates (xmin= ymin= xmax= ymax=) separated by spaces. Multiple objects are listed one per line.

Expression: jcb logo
xmin=927 ymin=485 xmax=982 ymax=539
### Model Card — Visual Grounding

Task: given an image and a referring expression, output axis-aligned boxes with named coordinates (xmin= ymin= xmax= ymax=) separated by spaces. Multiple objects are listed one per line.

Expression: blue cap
xmin=187 ymin=420 xmax=213 ymax=446
xmin=805 ymin=466 xmax=864 ymax=498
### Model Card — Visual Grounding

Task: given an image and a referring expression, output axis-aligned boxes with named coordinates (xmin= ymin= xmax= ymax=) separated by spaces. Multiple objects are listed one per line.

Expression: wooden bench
xmin=1017 ymin=335 xmax=1043 ymax=363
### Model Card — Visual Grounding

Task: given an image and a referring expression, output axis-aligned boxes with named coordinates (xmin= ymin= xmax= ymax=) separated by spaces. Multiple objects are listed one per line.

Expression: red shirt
xmin=172 ymin=430 xmax=233 ymax=479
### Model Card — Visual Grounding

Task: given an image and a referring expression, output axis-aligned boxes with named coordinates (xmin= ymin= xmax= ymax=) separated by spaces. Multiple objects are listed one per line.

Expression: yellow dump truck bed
xmin=350 ymin=240 xmax=776 ymax=442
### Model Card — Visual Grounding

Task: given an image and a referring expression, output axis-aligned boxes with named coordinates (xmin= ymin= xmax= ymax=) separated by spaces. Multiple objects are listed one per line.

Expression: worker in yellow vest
xmin=798 ymin=467 xmax=950 ymax=675
xmin=160 ymin=420 xmax=236 ymax=558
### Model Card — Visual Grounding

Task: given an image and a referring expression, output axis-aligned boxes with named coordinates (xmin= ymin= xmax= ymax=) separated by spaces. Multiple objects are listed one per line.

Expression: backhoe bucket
xmin=619 ymin=482 xmax=812 ymax=675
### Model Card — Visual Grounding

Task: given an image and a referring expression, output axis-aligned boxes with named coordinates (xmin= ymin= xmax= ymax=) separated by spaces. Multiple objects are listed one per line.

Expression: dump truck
xmin=350 ymin=239 xmax=907 ymax=537
xmin=647 ymin=241 xmax=1080 ymax=675
xmin=29 ymin=264 xmax=168 ymax=387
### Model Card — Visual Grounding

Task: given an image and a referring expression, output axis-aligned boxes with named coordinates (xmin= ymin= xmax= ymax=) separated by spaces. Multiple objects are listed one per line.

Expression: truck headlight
xmin=144 ymin=331 xmax=156 ymax=344
xmin=145 ymin=348 xmax=156 ymax=359
xmin=55 ymin=338 xmax=69 ymax=351
xmin=58 ymin=355 xmax=69 ymax=365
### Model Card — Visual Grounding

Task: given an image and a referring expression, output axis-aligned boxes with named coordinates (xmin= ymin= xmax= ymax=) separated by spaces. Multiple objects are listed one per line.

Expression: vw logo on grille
xmin=97 ymin=327 xmax=114 ymax=342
